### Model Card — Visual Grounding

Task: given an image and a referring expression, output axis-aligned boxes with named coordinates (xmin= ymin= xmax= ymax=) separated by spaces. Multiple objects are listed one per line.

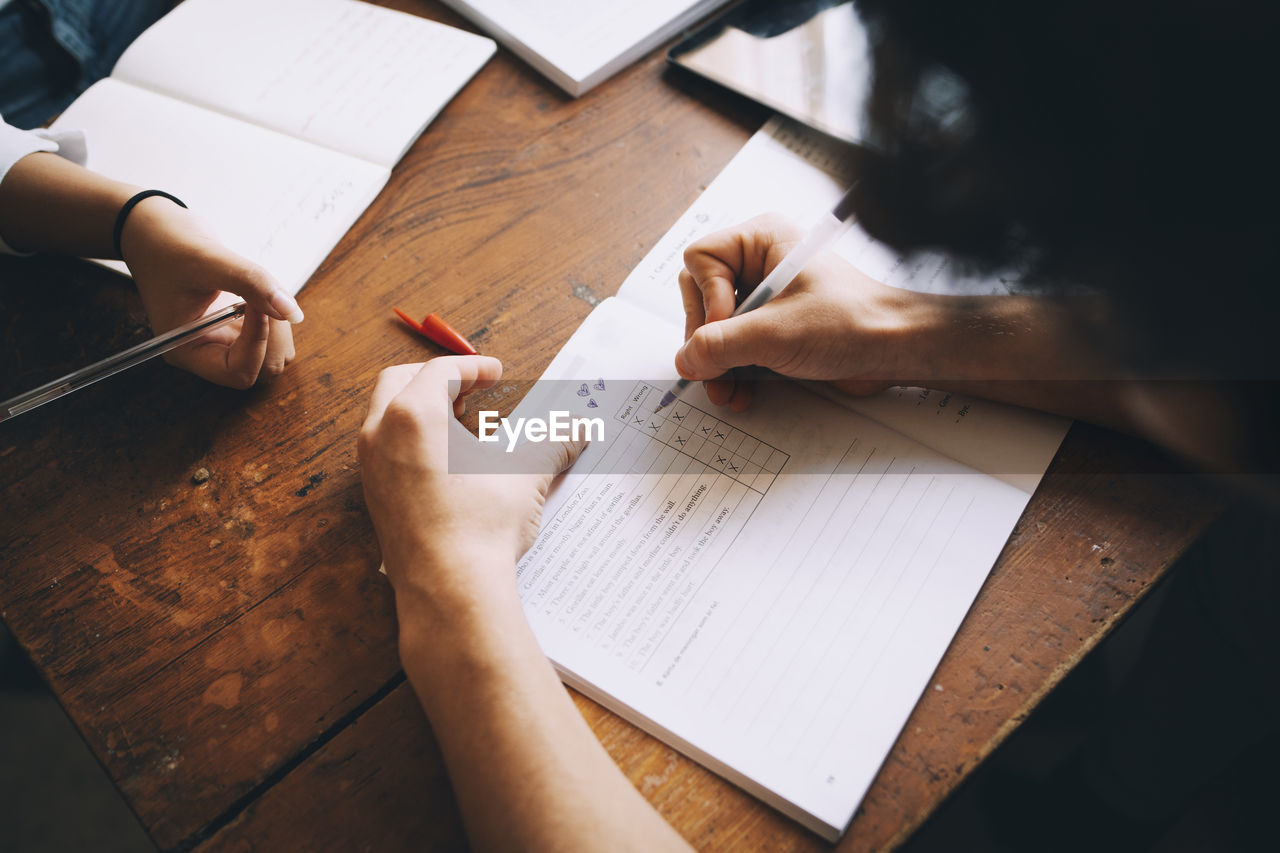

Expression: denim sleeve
xmin=0 ymin=0 xmax=170 ymax=128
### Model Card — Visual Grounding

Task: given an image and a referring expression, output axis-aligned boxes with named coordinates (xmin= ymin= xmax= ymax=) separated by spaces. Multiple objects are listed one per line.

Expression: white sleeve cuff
xmin=0 ymin=119 xmax=90 ymax=255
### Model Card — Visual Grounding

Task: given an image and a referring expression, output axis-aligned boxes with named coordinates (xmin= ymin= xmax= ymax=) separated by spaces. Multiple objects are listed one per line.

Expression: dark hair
xmin=852 ymin=0 xmax=1280 ymax=379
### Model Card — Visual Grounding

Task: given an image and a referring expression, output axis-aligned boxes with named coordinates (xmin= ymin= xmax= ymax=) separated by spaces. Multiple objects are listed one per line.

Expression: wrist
xmin=117 ymin=192 xmax=189 ymax=265
xmin=395 ymin=556 xmax=532 ymax=697
xmin=389 ymin=542 xmax=523 ymax=640
xmin=867 ymin=289 xmax=959 ymax=381
xmin=891 ymin=292 xmax=1109 ymax=384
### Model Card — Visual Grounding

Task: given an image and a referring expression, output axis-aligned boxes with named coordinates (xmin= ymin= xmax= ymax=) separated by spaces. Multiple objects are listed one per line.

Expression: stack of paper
xmin=437 ymin=0 xmax=729 ymax=96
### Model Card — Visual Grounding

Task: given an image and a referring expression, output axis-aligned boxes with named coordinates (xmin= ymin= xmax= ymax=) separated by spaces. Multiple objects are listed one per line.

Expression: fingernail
xmin=270 ymin=289 xmax=305 ymax=323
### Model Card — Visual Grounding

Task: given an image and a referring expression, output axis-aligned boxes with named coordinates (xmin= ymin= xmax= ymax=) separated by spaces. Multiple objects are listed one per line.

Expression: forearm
xmin=893 ymin=291 xmax=1147 ymax=432
xmin=0 ymin=150 xmax=138 ymax=257
xmin=890 ymin=291 xmax=1275 ymax=475
xmin=396 ymin=552 xmax=690 ymax=853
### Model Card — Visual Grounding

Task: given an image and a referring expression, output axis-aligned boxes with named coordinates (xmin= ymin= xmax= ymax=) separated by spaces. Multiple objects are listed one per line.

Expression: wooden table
xmin=0 ymin=2 xmax=1227 ymax=850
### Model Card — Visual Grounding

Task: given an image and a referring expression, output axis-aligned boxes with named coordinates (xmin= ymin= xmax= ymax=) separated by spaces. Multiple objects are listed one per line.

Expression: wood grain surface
xmin=0 ymin=2 xmax=1227 ymax=851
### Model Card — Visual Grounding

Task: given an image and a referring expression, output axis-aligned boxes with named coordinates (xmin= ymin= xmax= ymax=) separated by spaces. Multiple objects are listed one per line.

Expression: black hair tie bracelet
xmin=112 ymin=190 xmax=188 ymax=260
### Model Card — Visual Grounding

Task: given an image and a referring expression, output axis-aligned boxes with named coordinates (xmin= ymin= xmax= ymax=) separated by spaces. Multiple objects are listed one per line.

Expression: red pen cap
xmin=393 ymin=307 xmax=478 ymax=356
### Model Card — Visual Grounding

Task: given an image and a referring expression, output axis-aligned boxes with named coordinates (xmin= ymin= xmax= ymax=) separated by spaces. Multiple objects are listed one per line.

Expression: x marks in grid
xmin=614 ymin=383 xmax=789 ymax=494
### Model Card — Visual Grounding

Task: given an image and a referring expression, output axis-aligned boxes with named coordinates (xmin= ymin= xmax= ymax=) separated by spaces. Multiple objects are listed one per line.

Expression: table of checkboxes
xmin=614 ymin=383 xmax=789 ymax=495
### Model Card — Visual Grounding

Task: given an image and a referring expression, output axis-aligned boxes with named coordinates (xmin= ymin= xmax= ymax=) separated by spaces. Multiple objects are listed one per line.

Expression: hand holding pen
xmin=1 ymin=194 xmax=306 ymax=423
xmin=668 ymin=187 xmax=915 ymax=413
xmin=122 ymin=196 xmax=303 ymax=388
xmin=0 ymin=152 xmax=303 ymax=410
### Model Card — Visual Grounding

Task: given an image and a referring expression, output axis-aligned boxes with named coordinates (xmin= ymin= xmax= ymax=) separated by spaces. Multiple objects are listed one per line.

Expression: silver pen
xmin=0 ymin=301 xmax=247 ymax=422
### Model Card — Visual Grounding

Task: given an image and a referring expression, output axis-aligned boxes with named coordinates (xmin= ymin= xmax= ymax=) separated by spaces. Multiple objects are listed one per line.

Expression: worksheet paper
xmin=515 ymin=300 xmax=1031 ymax=840
xmin=509 ymin=118 xmax=1070 ymax=838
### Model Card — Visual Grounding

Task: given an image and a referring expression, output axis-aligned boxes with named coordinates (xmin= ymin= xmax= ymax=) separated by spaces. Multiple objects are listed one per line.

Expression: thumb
xmin=212 ymin=253 xmax=304 ymax=324
xmin=674 ymin=309 xmax=786 ymax=380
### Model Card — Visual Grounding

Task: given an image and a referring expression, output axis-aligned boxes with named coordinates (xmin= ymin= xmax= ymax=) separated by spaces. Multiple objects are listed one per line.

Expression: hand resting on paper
xmin=672 ymin=213 xmax=1091 ymax=412
xmin=675 ymin=215 xmax=1136 ymax=430
xmin=358 ymin=355 xmax=691 ymax=852
xmin=675 ymin=215 xmax=1280 ymax=482
xmin=0 ymin=146 xmax=302 ymax=389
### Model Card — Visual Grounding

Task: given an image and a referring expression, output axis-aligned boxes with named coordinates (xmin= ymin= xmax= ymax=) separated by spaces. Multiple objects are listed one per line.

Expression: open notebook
xmin=49 ymin=0 xmax=495 ymax=295
xmin=506 ymin=118 xmax=1070 ymax=840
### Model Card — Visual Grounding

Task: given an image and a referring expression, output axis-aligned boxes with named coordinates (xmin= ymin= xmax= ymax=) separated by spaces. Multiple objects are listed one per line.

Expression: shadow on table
xmin=1 ymin=623 xmax=155 ymax=853
xmin=904 ymin=504 xmax=1279 ymax=853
